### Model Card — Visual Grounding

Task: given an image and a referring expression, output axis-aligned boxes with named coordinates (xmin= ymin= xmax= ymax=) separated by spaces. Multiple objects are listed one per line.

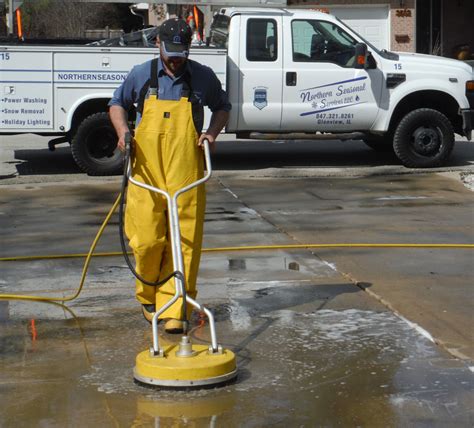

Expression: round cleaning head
xmin=134 ymin=338 xmax=237 ymax=388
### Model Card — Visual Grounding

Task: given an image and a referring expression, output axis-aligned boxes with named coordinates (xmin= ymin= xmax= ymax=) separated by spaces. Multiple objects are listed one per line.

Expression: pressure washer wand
xmin=125 ymin=139 xmax=218 ymax=354
xmin=121 ymin=134 xmax=218 ymax=353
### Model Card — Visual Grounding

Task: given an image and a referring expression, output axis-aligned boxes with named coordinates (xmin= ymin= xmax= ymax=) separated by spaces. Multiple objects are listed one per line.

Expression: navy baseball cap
xmin=159 ymin=18 xmax=192 ymax=57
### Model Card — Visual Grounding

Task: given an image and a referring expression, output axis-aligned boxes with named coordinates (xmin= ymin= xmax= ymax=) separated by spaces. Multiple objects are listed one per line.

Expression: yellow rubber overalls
xmin=125 ymin=58 xmax=205 ymax=320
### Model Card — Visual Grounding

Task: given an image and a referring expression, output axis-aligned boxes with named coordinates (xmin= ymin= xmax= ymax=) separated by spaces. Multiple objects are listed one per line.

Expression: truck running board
xmin=247 ymin=132 xmax=366 ymax=141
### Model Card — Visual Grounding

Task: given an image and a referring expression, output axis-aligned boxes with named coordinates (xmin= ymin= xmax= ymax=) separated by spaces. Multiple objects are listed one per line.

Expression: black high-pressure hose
xmin=118 ymin=132 xmax=185 ymax=289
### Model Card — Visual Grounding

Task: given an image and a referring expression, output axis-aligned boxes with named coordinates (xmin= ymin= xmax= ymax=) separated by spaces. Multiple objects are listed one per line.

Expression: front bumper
xmin=460 ymin=108 xmax=474 ymax=140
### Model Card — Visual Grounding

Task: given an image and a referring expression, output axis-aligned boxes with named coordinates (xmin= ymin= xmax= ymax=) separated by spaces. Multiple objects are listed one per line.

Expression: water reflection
xmin=133 ymin=394 xmax=236 ymax=427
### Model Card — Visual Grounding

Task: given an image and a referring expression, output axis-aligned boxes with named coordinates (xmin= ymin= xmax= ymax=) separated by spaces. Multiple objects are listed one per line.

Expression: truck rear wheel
xmin=393 ymin=108 xmax=454 ymax=168
xmin=71 ymin=112 xmax=123 ymax=176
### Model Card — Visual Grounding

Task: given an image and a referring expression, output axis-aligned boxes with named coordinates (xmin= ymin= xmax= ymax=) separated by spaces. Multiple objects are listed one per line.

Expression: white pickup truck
xmin=1 ymin=7 xmax=473 ymax=175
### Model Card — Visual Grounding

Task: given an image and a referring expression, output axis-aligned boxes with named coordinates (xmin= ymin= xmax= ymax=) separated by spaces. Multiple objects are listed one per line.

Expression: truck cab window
xmin=246 ymin=19 xmax=277 ymax=62
xmin=291 ymin=19 xmax=357 ymax=67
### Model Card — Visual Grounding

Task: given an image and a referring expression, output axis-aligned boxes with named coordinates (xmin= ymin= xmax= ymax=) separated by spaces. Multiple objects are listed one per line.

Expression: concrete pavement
xmin=0 ymin=134 xmax=473 ymax=426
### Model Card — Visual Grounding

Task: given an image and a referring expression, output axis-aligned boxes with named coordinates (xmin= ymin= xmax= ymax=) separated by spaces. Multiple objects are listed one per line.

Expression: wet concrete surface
xmin=216 ymin=173 xmax=474 ymax=361
xmin=1 ymin=136 xmax=473 ymax=426
xmin=2 ymin=293 xmax=473 ymax=427
xmin=1 ymin=248 xmax=473 ymax=427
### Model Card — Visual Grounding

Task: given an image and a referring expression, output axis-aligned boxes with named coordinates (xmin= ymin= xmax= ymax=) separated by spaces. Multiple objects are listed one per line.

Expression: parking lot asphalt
xmin=0 ymin=134 xmax=473 ymax=426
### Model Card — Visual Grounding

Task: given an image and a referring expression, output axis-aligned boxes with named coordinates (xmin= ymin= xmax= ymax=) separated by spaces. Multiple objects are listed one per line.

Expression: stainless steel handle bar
xmin=127 ymin=140 xmax=219 ymax=354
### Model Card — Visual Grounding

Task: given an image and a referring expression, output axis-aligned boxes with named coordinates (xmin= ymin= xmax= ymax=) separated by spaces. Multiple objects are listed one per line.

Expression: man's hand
xmin=117 ymin=134 xmax=127 ymax=153
xmin=198 ymin=110 xmax=229 ymax=152
xmin=198 ymin=133 xmax=216 ymax=152
xmin=109 ymin=105 xmax=130 ymax=153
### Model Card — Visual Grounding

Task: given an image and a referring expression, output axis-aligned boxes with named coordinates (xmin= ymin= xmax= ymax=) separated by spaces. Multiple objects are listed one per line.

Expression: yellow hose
xmin=0 ymin=243 xmax=472 ymax=263
xmin=0 ymin=191 xmax=472 ymax=303
xmin=202 ymin=243 xmax=474 ymax=251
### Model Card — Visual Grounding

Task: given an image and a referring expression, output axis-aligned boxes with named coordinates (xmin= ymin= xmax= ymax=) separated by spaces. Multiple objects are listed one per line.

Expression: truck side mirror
xmin=354 ymin=43 xmax=368 ymax=69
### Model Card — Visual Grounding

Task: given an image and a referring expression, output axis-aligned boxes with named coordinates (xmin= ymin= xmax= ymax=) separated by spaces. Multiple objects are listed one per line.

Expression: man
xmin=109 ymin=18 xmax=230 ymax=333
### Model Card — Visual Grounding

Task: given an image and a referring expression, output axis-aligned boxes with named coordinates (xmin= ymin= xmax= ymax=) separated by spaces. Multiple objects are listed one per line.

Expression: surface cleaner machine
xmin=120 ymin=133 xmax=237 ymax=388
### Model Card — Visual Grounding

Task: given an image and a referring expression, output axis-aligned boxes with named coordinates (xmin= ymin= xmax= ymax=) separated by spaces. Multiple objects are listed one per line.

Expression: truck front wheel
xmin=71 ymin=112 xmax=123 ymax=176
xmin=393 ymin=108 xmax=454 ymax=168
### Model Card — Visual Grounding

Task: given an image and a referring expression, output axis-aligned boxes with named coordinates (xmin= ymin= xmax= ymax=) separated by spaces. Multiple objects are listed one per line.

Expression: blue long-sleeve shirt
xmin=108 ymin=57 xmax=231 ymax=125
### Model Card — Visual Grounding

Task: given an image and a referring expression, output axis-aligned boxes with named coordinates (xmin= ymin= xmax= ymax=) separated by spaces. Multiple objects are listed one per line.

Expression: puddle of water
xmin=203 ymin=254 xmax=336 ymax=280
xmin=375 ymin=196 xmax=429 ymax=201
xmin=228 ymin=259 xmax=246 ymax=270
xmin=227 ymin=258 xmax=302 ymax=273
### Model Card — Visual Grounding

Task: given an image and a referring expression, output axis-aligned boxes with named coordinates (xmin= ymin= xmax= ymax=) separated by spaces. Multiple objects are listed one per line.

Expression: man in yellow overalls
xmin=109 ymin=19 xmax=230 ymax=333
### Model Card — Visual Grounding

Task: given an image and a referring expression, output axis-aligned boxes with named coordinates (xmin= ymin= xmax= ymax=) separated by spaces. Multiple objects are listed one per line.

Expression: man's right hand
xmin=117 ymin=134 xmax=127 ymax=153
xmin=109 ymin=105 xmax=130 ymax=153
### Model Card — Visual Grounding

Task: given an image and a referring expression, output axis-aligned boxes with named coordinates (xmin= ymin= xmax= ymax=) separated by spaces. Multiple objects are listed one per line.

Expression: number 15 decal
xmin=394 ymin=63 xmax=403 ymax=70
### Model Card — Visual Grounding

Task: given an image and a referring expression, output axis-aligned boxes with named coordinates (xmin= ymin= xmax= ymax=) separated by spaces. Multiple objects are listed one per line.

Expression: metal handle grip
xmin=124 ymin=132 xmax=132 ymax=158
xmin=200 ymin=138 xmax=212 ymax=184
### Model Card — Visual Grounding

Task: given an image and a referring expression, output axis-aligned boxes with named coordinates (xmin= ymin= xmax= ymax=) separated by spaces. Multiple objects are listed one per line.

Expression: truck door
xmin=281 ymin=18 xmax=382 ymax=132
xmin=236 ymin=16 xmax=283 ymax=131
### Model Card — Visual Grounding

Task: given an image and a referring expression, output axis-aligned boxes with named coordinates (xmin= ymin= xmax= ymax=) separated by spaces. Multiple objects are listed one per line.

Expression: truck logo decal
xmin=299 ymin=76 xmax=368 ymax=117
xmin=253 ymin=87 xmax=268 ymax=110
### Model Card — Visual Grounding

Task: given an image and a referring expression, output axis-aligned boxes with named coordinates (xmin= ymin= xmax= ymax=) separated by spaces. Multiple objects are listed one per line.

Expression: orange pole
xmin=193 ymin=6 xmax=200 ymax=41
xmin=16 ymin=9 xmax=23 ymax=39
xmin=30 ymin=319 xmax=37 ymax=342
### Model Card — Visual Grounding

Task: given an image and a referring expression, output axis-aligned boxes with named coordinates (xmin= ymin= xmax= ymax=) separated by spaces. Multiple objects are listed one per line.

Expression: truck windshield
xmin=335 ymin=17 xmax=400 ymax=60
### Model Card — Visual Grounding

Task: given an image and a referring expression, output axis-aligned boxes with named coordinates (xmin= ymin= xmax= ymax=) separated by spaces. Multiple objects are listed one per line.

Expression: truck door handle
xmin=286 ymin=72 xmax=297 ymax=86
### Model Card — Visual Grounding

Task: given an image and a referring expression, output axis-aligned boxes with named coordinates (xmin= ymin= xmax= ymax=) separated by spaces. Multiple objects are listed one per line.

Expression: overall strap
xmin=181 ymin=71 xmax=205 ymax=135
xmin=149 ymin=57 xmax=159 ymax=91
xmin=136 ymin=58 xmax=159 ymax=116
xmin=181 ymin=72 xmax=193 ymax=100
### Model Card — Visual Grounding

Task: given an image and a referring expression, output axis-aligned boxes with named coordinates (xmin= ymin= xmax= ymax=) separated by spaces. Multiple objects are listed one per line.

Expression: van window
xmin=246 ymin=19 xmax=277 ymax=62
xmin=291 ymin=19 xmax=357 ymax=67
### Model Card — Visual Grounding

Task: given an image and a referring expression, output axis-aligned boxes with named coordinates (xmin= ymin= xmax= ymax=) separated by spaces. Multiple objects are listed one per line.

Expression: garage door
xmin=328 ymin=6 xmax=390 ymax=51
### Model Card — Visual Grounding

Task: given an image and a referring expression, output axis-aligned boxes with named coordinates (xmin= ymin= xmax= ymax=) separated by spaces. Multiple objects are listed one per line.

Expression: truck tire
xmin=393 ymin=108 xmax=454 ymax=168
xmin=71 ymin=112 xmax=123 ymax=176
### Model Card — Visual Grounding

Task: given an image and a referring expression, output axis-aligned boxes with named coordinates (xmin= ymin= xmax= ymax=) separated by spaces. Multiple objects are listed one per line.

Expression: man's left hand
xmin=198 ymin=134 xmax=216 ymax=152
